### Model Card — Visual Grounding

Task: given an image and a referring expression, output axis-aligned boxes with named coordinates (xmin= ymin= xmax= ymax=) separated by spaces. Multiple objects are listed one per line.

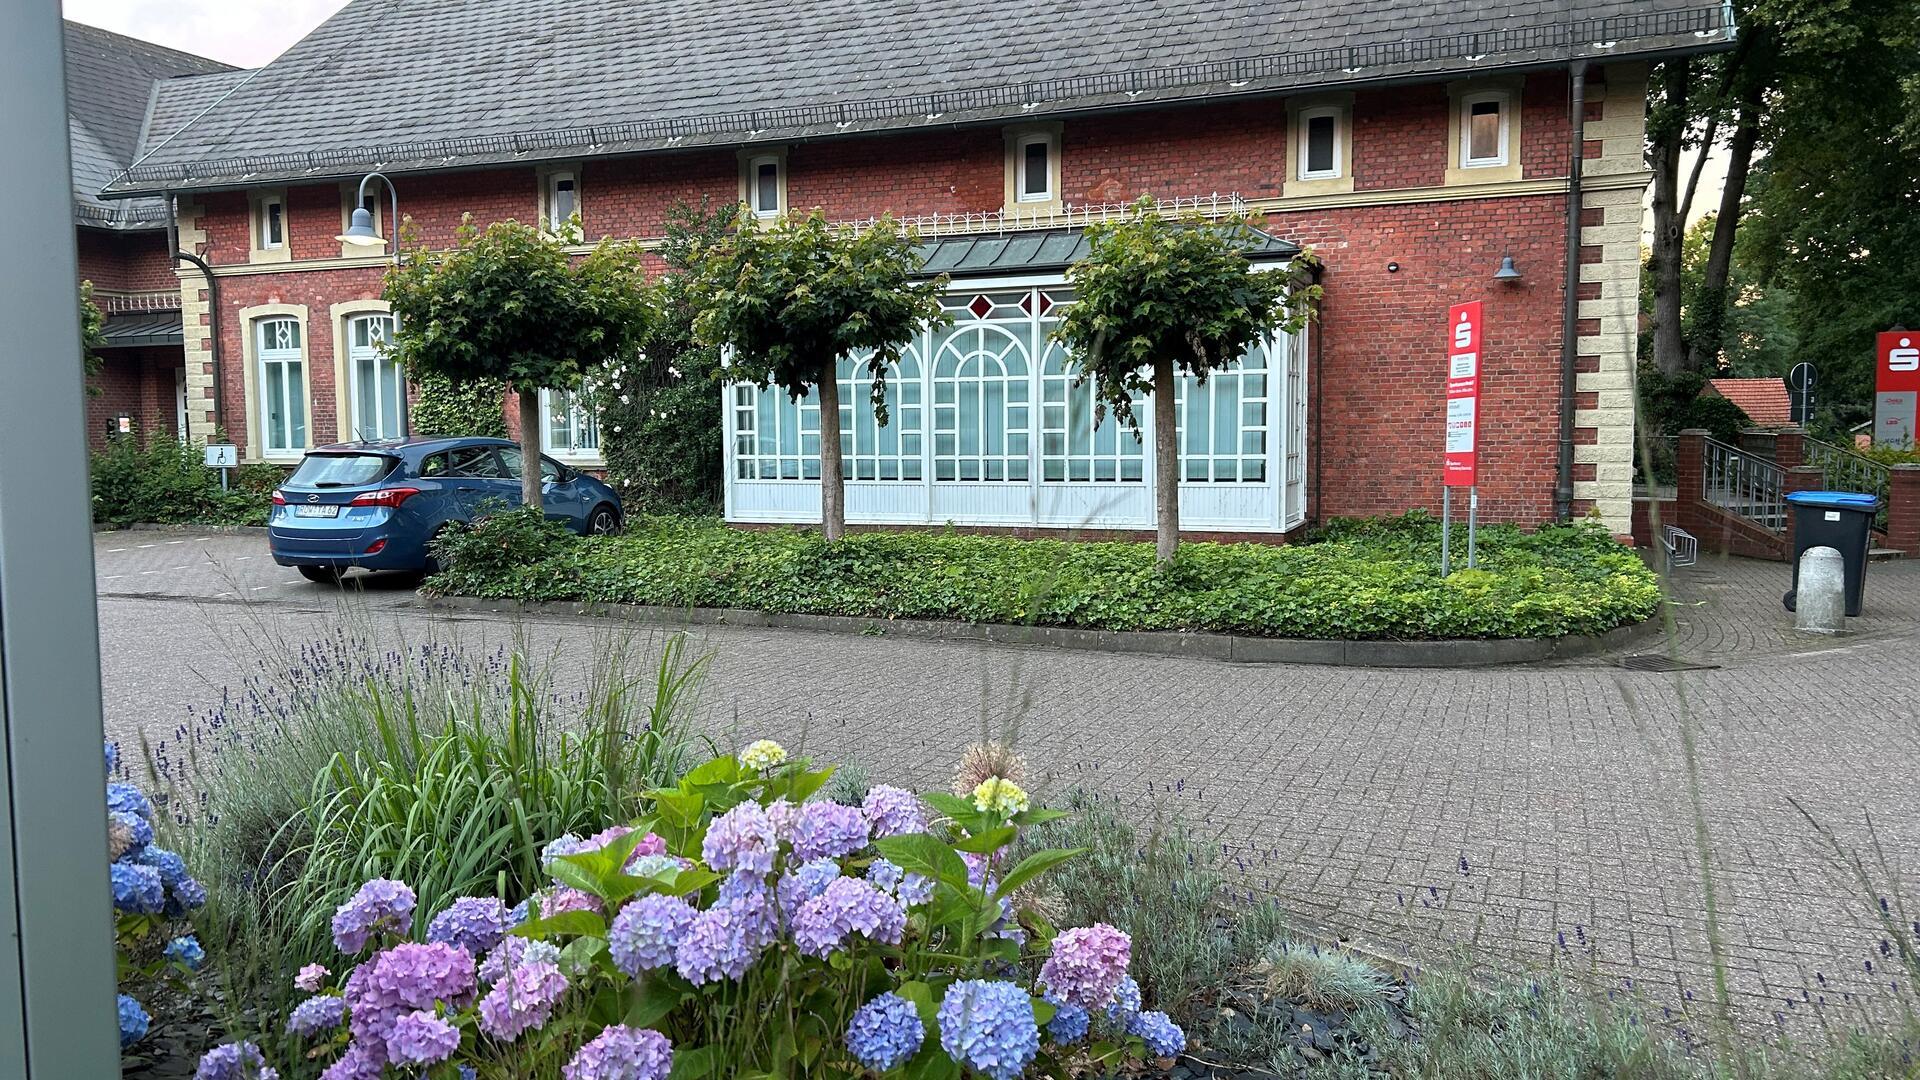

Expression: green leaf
xmin=873 ymin=833 xmax=970 ymax=889
xmin=681 ymin=755 xmax=741 ymax=790
xmin=515 ymin=909 xmax=609 ymax=940
xmin=902 ymin=1037 xmax=961 ymax=1080
xmin=1011 ymin=807 xmax=1071 ymax=828
xmin=895 ymin=980 xmax=937 ymax=1022
xmin=919 ymin=792 xmax=977 ymax=820
xmin=647 ymin=789 xmax=704 ymax=828
xmin=624 ymin=973 xmax=691 ymax=1028
xmin=666 ymin=1044 xmax=721 ymax=1080
xmin=951 ymin=825 xmax=1016 ymax=854
xmin=992 ymin=847 xmax=1086 ymax=900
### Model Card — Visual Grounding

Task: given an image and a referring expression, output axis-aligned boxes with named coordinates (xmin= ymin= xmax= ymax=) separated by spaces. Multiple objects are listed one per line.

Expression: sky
xmin=63 ymin=0 xmax=349 ymax=67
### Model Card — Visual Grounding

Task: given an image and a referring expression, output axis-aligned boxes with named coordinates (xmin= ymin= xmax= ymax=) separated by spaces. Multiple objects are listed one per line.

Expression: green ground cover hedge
xmin=431 ymin=511 xmax=1660 ymax=640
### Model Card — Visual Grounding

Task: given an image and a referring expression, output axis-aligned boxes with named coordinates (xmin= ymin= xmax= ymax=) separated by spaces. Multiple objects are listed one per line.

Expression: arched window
xmin=1174 ymin=339 xmax=1271 ymax=482
xmin=1038 ymin=290 xmax=1144 ymax=482
xmin=345 ymin=314 xmax=402 ymax=440
xmin=255 ymin=317 xmax=306 ymax=456
xmin=932 ymin=320 xmax=1031 ymax=482
xmin=835 ymin=351 xmax=924 ymax=481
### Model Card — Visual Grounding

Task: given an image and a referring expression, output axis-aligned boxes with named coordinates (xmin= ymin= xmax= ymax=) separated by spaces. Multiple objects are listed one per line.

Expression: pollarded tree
xmin=384 ymin=216 xmax=651 ymax=508
xmin=689 ymin=211 xmax=949 ymax=541
xmin=1053 ymin=199 xmax=1320 ymax=563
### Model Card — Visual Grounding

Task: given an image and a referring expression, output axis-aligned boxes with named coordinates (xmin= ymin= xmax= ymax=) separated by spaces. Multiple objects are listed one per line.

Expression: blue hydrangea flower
xmin=508 ymin=898 xmax=532 ymax=926
xmin=778 ymin=857 xmax=842 ymax=920
xmin=195 ymin=1040 xmax=278 ymax=1080
xmin=1128 ymin=1010 xmax=1186 ymax=1057
xmin=789 ymin=801 xmax=871 ymax=862
xmin=166 ymin=934 xmax=206 ymax=971
xmin=897 ymin=871 xmax=935 ymax=908
xmin=427 ymin=896 xmax=512 ymax=956
xmin=105 ymin=739 xmax=119 ymax=778
xmin=846 ymin=992 xmax=925 ymax=1071
xmin=1102 ymin=975 xmax=1143 ymax=1029
xmin=562 ymin=1024 xmax=674 ymax=1080
xmin=331 ymin=878 xmax=416 ymax=954
xmin=609 ymin=893 xmax=697 ymax=976
xmin=285 ymin=994 xmax=348 ymax=1038
xmin=701 ymin=801 xmax=778 ymax=876
xmin=479 ymin=936 xmax=562 ymax=984
xmin=165 ymin=875 xmax=208 ymax=916
xmin=674 ymin=901 xmax=768 ymax=985
xmin=862 ymin=785 xmax=928 ymax=838
xmin=111 ymin=861 xmax=165 ymax=914
xmin=109 ymin=810 xmax=153 ymax=856
xmin=117 ymin=993 xmax=149 ymax=1047
xmin=936 ymin=980 xmax=1039 ymax=1080
xmin=628 ymin=853 xmax=686 ymax=879
xmin=107 ymin=781 xmax=152 ymax=821
xmin=1044 ymin=991 xmax=1089 ymax=1045
xmin=134 ymin=845 xmax=189 ymax=887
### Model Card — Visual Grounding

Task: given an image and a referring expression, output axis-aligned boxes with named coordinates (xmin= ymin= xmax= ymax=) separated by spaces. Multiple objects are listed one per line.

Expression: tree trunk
xmin=1648 ymin=59 xmax=1691 ymax=376
xmin=1152 ymin=357 xmax=1180 ymax=564
xmin=517 ymin=390 xmax=543 ymax=510
xmin=817 ymin=361 xmax=845 ymax=542
xmin=1685 ymin=91 xmax=1762 ymax=373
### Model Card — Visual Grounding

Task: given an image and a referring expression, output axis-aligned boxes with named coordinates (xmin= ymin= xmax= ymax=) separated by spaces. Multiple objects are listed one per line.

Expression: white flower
xmin=739 ymin=740 xmax=787 ymax=772
xmin=620 ymin=394 xmax=630 ymax=405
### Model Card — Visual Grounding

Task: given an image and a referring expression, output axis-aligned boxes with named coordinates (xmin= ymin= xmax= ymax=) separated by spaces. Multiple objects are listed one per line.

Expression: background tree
xmin=1053 ymin=201 xmax=1320 ymax=563
xmin=384 ymin=217 xmax=651 ymax=508
xmin=406 ymin=371 xmax=509 ymax=439
xmin=79 ymin=280 xmax=105 ymax=396
xmin=689 ymin=211 xmax=947 ymax=541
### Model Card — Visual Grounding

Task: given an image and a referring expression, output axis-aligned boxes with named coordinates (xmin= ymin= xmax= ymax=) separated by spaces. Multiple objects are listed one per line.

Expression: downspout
xmin=1554 ymin=60 xmax=1588 ymax=523
xmin=168 ymin=195 xmax=222 ymax=440
xmin=1308 ymin=261 xmax=1326 ymax=528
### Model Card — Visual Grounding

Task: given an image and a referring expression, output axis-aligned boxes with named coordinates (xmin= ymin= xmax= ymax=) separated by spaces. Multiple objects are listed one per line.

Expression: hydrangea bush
xmin=106 ymin=740 xmax=208 ymax=1051
xmin=203 ymin=742 xmax=1185 ymax=1078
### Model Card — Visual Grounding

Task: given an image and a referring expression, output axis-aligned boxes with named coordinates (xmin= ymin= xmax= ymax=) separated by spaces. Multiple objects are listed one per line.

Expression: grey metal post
xmin=1467 ymin=486 xmax=1479 ymax=569
xmin=0 ymin=0 xmax=121 ymax=1073
xmin=1441 ymin=486 xmax=1453 ymax=576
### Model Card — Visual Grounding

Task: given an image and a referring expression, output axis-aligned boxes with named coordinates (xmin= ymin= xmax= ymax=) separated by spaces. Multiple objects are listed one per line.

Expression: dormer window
xmin=1460 ymin=91 xmax=1511 ymax=168
xmin=259 ymin=196 xmax=284 ymax=249
xmin=547 ymin=171 xmax=577 ymax=230
xmin=748 ymin=154 xmax=784 ymax=218
xmin=1016 ymin=134 xmax=1054 ymax=202
xmin=1298 ymin=106 xmax=1343 ymax=180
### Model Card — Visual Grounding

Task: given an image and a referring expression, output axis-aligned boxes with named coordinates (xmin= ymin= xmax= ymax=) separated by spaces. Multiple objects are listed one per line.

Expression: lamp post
xmin=335 ymin=172 xmax=407 ymax=436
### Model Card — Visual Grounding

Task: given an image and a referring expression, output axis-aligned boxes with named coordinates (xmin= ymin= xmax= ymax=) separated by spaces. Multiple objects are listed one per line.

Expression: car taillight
xmin=350 ymin=487 xmax=422 ymax=508
xmin=271 ymin=490 xmax=287 ymax=505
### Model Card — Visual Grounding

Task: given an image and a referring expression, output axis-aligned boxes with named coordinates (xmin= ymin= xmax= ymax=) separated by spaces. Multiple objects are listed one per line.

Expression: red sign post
xmin=1441 ymin=302 xmax=1483 ymax=573
xmin=1875 ymin=331 xmax=1919 ymax=447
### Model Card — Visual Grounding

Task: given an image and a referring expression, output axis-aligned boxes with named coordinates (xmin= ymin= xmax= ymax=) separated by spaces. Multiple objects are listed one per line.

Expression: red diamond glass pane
xmin=1036 ymin=292 xmax=1054 ymax=316
xmin=968 ymin=295 xmax=993 ymax=319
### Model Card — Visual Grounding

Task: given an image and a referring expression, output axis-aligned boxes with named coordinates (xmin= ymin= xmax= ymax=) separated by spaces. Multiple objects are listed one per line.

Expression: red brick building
xmin=100 ymin=0 xmax=1735 ymax=536
xmin=64 ymin=22 xmax=231 ymax=447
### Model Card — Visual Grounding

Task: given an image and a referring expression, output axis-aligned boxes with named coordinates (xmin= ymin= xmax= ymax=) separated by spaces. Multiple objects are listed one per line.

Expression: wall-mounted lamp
xmin=1386 ymin=261 xmax=1400 ymax=273
xmin=1493 ymin=253 xmax=1522 ymax=282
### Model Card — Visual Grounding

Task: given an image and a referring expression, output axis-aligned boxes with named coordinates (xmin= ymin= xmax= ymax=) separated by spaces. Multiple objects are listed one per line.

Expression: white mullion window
xmin=1460 ymin=91 xmax=1511 ymax=168
xmin=547 ymin=171 xmax=578 ymax=230
xmin=259 ymin=195 xmax=285 ymax=249
xmin=1174 ymin=342 xmax=1270 ymax=483
xmin=1015 ymin=134 xmax=1055 ymax=203
xmin=256 ymin=317 xmax=306 ymax=457
xmin=347 ymin=314 xmax=403 ymax=440
xmin=540 ymin=388 xmax=601 ymax=461
xmin=748 ymin=155 xmax=783 ymax=218
xmin=1297 ymin=106 xmax=1344 ymax=180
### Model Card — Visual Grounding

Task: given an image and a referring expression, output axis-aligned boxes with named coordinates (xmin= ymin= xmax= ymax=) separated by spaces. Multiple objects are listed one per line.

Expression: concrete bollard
xmin=1794 ymin=546 xmax=1848 ymax=634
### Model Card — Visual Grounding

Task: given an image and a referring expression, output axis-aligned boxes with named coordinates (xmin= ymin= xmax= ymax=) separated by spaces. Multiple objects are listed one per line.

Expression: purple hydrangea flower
xmin=343 ymin=942 xmax=476 ymax=1049
xmin=479 ymin=936 xmax=562 ymax=984
xmin=294 ymin=963 xmax=331 ymax=993
xmin=317 ymin=1043 xmax=384 ymax=1080
xmin=108 ymin=810 xmax=152 ymax=859
xmin=674 ymin=901 xmax=769 ymax=985
xmin=961 ymin=850 xmax=992 ymax=889
xmin=790 ymin=801 xmax=871 ymax=862
xmin=111 ymin=861 xmax=165 ymax=914
xmin=792 ymin=877 xmax=906 ymax=957
xmin=1044 ymin=992 xmax=1090 ymax=1045
xmin=608 ymin=893 xmax=697 ymax=976
xmin=562 ymin=1024 xmax=674 ymax=1080
xmin=386 ymin=1009 xmax=461 ymax=1066
xmin=428 ymin=896 xmax=513 ymax=955
xmin=701 ymin=801 xmax=778 ymax=876
xmin=1039 ymin=923 xmax=1132 ymax=1009
xmin=194 ymin=1040 xmax=278 ymax=1080
xmin=862 ymin=785 xmax=928 ymax=838
xmin=716 ymin=874 xmax=779 ymax=951
xmin=118 ymin=993 xmax=149 ymax=1047
xmin=779 ymin=857 xmax=843 ymax=919
xmin=541 ymin=834 xmax=592 ymax=868
xmin=535 ymin=887 xmax=604 ymax=920
xmin=845 ymin=992 xmax=925 ymax=1071
xmin=331 ymin=879 xmax=416 ymax=955
xmin=765 ymin=798 xmax=799 ymax=843
xmin=476 ymin=961 xmax=569 ymax=1042
xmin=936 ymin=980 xmax=1040 ymax=1080
xmin=285 ymin=994 xmax=348 ymax=1038
xmin=865 ymin=858 xmax=904 ymax=893
xmin=897 ymin=870 xmax=935 ymax=907
xmin=165 ymin=875 xmax=207 ymax=916
xmin=1127 ymin=1010 xmax=1186 ymax=1057
xmin=107 ymin=781 xmax=152 ymax=821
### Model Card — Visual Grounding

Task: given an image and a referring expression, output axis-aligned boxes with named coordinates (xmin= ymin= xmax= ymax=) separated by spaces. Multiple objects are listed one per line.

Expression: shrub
xmin=90 ymin=433 xmax=280 ymax=528
xmin=202 ymin=744 xmax=1193 ymax=1079
xmin=429 ymin=503 xmax=577 ymax=579
xmin=429 ymin=513 xmax=1661 ymax=641
xmin=406 ymin=369 xmax=509 ymax=438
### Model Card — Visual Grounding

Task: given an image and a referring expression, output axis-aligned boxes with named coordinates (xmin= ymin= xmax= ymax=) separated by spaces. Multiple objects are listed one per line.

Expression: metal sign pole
xmin=1467 ymin=486 xmax=1479 ymax=569
xmin=0 ymin=2 xmax=121 ymax=1072
xmin=1441 ymin=486 xmax=1453 ymax=576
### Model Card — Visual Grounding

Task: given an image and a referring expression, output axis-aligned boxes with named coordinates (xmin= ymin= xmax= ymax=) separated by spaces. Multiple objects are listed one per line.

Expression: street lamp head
xmin=336 ymin=206 xmax=385 ymax=248
xmin=1493 ymin=253 xmax=1522 ymax=282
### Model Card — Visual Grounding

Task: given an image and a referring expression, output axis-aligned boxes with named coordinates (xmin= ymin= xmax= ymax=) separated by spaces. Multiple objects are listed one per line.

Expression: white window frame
xmin=747 ymin=154 xmax=783 ymax=218
xmin=1296 ymin=106 xmax=1345 ymax=181
xmin=546 ymin=170 xmax=578 ymax=230
xmin=1014 ymin=133 xmax=1055 ymax=203
xmin=259 ymin=195 xmax=285 ymax=249
xmin=345 ymin=314 xmax=403 ymax=441
xmin=255 ymin=317 xmax=306 ymax=459
xmin=539 ymin=387 xmax=602 ymax=464
xmin=1459 ymin=91 xmax=1512 ymax=169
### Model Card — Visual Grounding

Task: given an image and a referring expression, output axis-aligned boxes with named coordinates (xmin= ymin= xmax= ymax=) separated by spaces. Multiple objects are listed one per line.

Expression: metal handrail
xmin=835 ymin=193 xmax=1251 ymax=237
xmin=1804 ymin=438 xmax=1891 ymax=498
xmin=1702 ymin=436 xmax=1786 ymax=533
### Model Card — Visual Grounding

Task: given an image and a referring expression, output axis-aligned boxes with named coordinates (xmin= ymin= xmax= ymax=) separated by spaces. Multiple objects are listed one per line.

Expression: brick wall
xmin=76 ymin=228 xmax=175 ymax=293
xmin=85 ymin=346 xmax=182 ymax=450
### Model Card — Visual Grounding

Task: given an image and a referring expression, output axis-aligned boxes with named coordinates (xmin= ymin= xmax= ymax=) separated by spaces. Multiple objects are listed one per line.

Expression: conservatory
xmin=723 ymin=229 xmax=1310 ymax=534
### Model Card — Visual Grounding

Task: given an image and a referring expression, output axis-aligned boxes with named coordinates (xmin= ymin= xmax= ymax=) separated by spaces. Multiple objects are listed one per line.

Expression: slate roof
xmin=107 ymin=0 xmax=1734 ymax=197
xmin=64 ymin=21 xmax=234 ymax=228
xmin=1704 ymin=377 xmax=1794 ymax=427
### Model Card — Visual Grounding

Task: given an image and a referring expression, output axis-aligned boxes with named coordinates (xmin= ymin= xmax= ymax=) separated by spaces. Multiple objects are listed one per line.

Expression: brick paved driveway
xmin=95 ymin=531 xmax=1920 ymax=1035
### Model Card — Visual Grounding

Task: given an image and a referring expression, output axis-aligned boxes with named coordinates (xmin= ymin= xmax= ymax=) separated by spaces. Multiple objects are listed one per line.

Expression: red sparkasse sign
xmin=1444 ymin=301 xmax=1483 ymax=487
xmin=1878 ymin=331 xmax=1920 ymax=393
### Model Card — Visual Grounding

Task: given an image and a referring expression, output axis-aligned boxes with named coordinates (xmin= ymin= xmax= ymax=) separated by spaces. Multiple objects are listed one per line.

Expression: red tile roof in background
xmin=1703 ymin=378 xmax=1793 ymax=426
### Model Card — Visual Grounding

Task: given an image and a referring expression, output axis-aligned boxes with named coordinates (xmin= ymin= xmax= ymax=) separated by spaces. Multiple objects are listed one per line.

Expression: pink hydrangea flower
xmin=294 ymin=963 xmax=330 ymax=993
xmin=1038 ymin=923 xmax=1132 ymax=1009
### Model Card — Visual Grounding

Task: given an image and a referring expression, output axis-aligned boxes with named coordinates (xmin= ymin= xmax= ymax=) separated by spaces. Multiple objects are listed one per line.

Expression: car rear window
xmin=287 ymin=453 xmax=397 ymax=488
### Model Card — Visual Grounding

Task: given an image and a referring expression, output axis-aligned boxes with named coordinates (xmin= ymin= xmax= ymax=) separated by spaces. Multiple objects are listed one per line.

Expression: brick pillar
xmin=1774 ymin=426 xmax=1805 ymax=469
xmin=1783 ymin=465 xmax=1826 ymax=559
xmin=1888 ymin=464 xmax=1920 ymax=556
xmin=1674 ymin=429 xmax=1707 ymax=534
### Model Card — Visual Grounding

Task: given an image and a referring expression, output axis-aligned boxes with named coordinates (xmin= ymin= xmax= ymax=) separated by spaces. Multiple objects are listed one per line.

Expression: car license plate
xmin=292 ymin=504 xmax=339 ymax=518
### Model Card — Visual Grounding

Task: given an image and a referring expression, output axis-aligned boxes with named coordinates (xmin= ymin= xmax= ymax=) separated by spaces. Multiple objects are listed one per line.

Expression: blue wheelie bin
xmin=1782 ymin=490 xmax=1881 ymax=617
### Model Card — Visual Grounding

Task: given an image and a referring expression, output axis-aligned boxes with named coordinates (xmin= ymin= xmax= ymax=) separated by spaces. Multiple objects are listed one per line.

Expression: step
xmin=1869 ymin=548 xmax=1906 ymax=562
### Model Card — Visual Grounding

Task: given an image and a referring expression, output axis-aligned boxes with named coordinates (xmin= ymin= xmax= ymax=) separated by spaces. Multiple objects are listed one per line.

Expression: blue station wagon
xmin=268 ymin=436 xmax=622 ymax=581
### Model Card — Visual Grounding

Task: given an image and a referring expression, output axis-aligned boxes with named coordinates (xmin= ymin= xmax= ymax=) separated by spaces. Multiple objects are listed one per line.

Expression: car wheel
xmin=297 ymin=565 xmax=343 ymax=585
xmin=587 ymin=504 xmax=621 ymax=535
